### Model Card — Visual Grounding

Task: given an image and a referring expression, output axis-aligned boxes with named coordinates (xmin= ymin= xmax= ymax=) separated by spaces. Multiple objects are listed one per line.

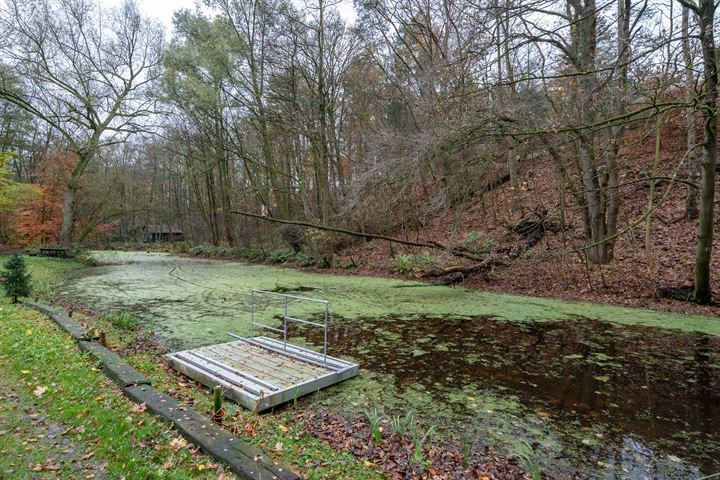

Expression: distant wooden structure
xmin=39 ymin=246 xmax=70 ymax=258
xmin=143 ymin=224 xmax=184 ymax=242
xmin=166 ymin=290 xmax=359 ymax=412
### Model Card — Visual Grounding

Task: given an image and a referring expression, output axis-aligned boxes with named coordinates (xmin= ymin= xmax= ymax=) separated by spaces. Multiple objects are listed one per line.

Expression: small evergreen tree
xmin=2 ymin=254 xmax=32 ymax=303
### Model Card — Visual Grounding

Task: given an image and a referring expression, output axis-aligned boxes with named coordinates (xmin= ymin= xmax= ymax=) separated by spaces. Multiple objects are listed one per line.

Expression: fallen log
xmin=231 ymin=211 xmax=486 ymax=261
xmin=423 ymin=256 xmax=509 ymax=278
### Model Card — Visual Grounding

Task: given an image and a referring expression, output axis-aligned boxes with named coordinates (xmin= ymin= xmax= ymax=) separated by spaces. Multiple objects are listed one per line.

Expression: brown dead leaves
xmin=30 ymin=459 xmax=61 ymax=472
xmin=129 ymin=402 xmax=147 ymax=414
xmin=303 ymin=410 xmax=530 ymax=479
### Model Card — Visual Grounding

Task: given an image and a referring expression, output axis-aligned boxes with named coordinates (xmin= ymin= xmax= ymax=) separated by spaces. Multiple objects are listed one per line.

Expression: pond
xmin=56 ymin=252 xmax=720 ymax=479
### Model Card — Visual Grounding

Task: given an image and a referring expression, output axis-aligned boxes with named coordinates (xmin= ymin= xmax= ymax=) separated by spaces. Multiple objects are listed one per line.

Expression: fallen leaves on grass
xmin=192 ymin=462 xmax=217 ymax=473
xmin=33 ymin=386 xmax=47 ymax=397
xmin=30 ymin=459 xmax=62 ymax=471
xmin=169 ymin=437 xmax=188 ymax=451
xmin=129 ymin=402 xmax=147 ymax=414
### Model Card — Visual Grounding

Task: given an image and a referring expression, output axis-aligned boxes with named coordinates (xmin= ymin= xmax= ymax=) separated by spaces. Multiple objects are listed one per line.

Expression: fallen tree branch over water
xmin=230 ymin=211 xmax=486 ymax=261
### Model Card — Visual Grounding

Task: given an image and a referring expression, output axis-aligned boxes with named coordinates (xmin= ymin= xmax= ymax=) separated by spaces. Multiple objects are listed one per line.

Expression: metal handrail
xmin=252 ymin=289 xmax=329 ymax=304
xmin=249 ymin=289 xmax=329 ymax=363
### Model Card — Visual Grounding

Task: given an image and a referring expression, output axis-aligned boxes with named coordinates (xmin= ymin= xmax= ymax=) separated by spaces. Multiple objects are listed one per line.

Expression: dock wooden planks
xmin=166 ymin=336 xmax=359 ymax=411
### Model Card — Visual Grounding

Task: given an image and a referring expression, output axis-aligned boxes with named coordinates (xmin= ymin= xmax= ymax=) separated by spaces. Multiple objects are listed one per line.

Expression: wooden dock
xmin=166 ymin=336 xmax=359 ymax=412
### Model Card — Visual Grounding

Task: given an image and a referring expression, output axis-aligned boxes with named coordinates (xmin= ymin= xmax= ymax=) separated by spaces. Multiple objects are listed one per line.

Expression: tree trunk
xmin=682 ymin=6 xmax=699 ymax=220
xmin=59 ymin=185 xmax=77 ymax=248
xmin=693 ymin=0 xmax=717 ymax=304
xmin=603 ymin=0 xmax=631 ymax=261
xmin=646 ymin=115 xmax=663 ymax=268
xmin=59 ymin=151 xmax=94 ymax=248
xmin=509 ymin=151 xmax=521 ymax=212
xmin=573 ymin=0 xmax=612 ymax=265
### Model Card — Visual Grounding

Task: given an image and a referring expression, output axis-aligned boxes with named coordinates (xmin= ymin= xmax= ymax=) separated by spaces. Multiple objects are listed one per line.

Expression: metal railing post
xmin=323 ymin=302 xmax=328 ymax=363
xmin=250 ymin=290 xmax=255 ymax=336
xmin=283 ymin=296 xmax=288 ymax=350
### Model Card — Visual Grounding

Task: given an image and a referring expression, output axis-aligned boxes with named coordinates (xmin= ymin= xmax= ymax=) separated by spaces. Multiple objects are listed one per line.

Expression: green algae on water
xmin=59 ymin=252 xmax=720 ymax=346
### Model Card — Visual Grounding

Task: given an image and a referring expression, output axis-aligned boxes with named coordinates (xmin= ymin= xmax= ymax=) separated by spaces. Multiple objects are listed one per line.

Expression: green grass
xmin=0 ymin=255 xmax=83 ymax=299
xmin=0 ymin=303 xmax=226 ymax=479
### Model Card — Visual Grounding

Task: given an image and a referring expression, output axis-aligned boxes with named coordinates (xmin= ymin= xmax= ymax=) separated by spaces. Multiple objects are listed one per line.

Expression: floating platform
xmin=166 ymin=336 xmax=359 ymax=412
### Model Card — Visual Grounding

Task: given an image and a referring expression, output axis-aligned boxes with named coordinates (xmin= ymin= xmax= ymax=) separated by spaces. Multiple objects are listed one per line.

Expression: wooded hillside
xmin=0 ymin=0 xmax=718 ymax=307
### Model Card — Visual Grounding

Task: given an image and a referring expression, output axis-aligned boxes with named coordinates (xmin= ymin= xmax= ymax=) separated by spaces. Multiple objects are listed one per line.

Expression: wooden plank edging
xmin=21 ymin=301 xmax=299 ymax=480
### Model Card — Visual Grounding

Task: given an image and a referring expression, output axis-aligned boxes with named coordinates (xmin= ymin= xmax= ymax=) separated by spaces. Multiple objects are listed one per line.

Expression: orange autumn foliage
xmin=16 ymin=150 xmax=77 ymax=245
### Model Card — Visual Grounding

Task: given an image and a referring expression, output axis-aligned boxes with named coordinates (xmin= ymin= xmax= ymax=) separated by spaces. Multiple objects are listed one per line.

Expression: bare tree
xmin=0 ymin=0 xmax=164 ymax=247
xmin=676 ymin=0 xmax=717 ymax=304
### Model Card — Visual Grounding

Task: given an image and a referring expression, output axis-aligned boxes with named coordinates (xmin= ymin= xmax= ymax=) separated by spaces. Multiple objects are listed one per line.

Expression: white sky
xmin=99 ymin=0 xmax=197 ymax=33
xmin=100 ymin=0 xmax=356 ymax=35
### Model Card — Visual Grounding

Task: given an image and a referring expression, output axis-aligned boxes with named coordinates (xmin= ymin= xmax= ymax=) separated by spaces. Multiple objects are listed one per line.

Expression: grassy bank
xmin=0 ymin=256 xmax=382 ymax=479
xmin=13 ymin=256 xmax=85 ymax=297
xmin=0 ymin=302 xmax=231 ymax=479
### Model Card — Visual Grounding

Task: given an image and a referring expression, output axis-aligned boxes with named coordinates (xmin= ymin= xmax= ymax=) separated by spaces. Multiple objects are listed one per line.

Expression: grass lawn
xmin=0 ymin=302 xmax=229 ymax=479
xmin=0 ymin=255 xmax=382 ymax=480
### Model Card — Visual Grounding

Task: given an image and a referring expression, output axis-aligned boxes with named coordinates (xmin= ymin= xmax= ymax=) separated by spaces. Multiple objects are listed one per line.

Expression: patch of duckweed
xmin=56 ymin=252 xmax=720 ymax=349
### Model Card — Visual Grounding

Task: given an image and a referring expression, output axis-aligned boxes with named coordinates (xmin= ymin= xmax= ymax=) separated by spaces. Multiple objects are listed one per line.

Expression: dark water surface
xmin=289 ymin=316 xmax=719 ymax=479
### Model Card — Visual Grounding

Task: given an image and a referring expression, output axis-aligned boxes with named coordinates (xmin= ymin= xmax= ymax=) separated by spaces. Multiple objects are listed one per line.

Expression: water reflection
xmin=288 ymin=316 xmax=719 ymax=478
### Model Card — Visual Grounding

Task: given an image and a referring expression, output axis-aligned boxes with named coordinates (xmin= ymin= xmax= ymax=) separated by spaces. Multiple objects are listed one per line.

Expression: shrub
xmin=291 ymin=252 xmax=315 ymax=266
xmin=101 ymin=311 xmax=139 ymax=330
xmin=189 ymin=244 xmax=229 ymax=257
xmin=462 ymin=230 xmax=494 ymax=253
xmin=2 ymin=254 xmax=32 ymax=303
xmin=389 ymin=252 xmax=441 ymax=274
xmin=280 ymin=225 xmax=305 ymax=253
xmin=77 ymin=252 xmax=102 ymax=266
xmin=235 ymin=246 xmax=266 ymax=260
xmin=340 ymin=258 xmax=357 ymax=269
xmin=168 ymin=241 xmax=190 ymax=254
xmin=267 ymin=248 xmax=296 ymax=263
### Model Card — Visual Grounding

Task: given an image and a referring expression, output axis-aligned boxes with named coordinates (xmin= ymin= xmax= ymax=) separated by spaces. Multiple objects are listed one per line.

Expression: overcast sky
xmin=99 ymin=0 xmax=356 ymax=35
xmin=99 ymin=0 xmax=197 ymax=32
